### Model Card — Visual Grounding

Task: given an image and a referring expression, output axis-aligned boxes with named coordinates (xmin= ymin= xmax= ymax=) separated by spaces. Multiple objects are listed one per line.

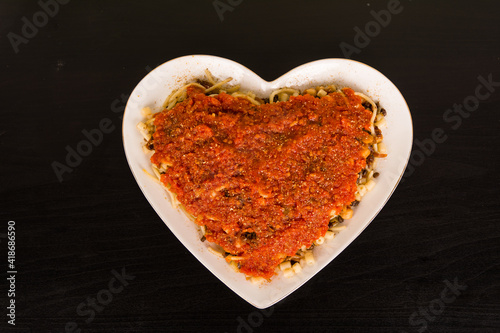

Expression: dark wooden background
xmin=1 ymin=0 xmax=499 ymax=332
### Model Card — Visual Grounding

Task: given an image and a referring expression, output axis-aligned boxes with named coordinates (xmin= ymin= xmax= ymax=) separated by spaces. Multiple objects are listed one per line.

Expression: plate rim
xmin=122 ymin=54 xmax=413 ymax=308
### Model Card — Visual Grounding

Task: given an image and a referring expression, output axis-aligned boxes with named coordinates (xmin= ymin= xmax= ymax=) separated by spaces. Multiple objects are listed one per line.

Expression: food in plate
xmin=137 ymin=70 xmax=387 ymax=281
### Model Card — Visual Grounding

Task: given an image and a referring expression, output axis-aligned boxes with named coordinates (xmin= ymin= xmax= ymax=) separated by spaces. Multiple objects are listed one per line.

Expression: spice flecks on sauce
xmin=152 ymin=86 xmax=373 ymax=278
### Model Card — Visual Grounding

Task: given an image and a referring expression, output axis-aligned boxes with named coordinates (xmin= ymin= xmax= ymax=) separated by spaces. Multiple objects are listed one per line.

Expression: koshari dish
xmin=137 ymin=71 xmax=387 ymax=281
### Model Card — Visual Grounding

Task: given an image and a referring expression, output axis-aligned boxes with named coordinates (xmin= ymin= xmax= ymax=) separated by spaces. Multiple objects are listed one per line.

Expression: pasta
xmin=138 ymin=70 xmax=387 ymax=281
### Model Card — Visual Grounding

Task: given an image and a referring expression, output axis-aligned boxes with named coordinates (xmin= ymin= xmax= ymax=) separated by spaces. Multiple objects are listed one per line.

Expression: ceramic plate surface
xmin=122 ymin=55 xmax=412 ymax=308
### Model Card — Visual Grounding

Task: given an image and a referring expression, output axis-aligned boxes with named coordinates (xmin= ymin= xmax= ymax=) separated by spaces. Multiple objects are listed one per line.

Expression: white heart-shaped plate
xmin=123 ymin=55 xmax=412 ymax=308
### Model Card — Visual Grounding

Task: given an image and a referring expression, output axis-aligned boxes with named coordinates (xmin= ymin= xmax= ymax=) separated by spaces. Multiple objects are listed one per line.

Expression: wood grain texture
xmin=1 ymin=0 xmax=499 ymax=332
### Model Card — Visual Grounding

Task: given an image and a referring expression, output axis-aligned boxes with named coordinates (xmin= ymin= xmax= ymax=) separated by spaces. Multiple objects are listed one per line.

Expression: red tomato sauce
xmin=152 ymin=86 xmax=373 ymax=278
